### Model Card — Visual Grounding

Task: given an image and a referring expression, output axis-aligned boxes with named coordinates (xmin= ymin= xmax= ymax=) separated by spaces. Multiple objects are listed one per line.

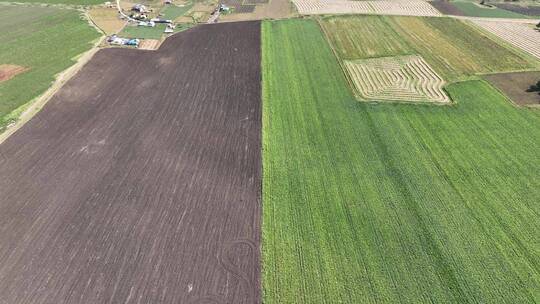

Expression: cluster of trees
xmin=527 ymin=80 xmax=540 ymax=94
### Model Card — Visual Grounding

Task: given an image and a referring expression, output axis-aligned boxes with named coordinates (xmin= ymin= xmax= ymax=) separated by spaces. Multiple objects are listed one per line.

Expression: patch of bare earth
xmin=485 ymin=71 xmax=540 ymax=107
xmin=219 ymin=0 xmax=292 ymax=22
xmin=429 ymin=0 xmax=465 ymax=16
xmin=138 ymin=39 xmax=162 ymax=50
xmin=0 ymin=21 xmax=262 ymax=304
xmin=88 ymin=7 xmax=126 ymax=35
xmin=0 ymin=65 xmax=29 ymax=83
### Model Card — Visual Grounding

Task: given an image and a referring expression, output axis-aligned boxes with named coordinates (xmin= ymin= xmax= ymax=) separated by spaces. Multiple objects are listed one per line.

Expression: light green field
xmin=119 ymin=4 xmax=193 ymax=39
xmin=452 ymin=1 xmax=532 ymax=18
xmin=120 ymin=24 xmax=167 ymax=39
xmin=262 ymin=19 xmax=540 ymax=303
xmin=320 ymin=16 xmax=539 ymax=81
xmin=0 ymin=5 xmax=100 ymax=131
xmin=160 ymin=2 xmax=193 ymax=20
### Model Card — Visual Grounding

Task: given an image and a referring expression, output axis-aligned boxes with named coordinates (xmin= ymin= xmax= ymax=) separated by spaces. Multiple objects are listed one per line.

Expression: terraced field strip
xmin=262 ymin=18 xmax=540 ymax=304
xmin=292 ymin=0 xmax=442 ymax=16
xmin=320 ymin=16 xmax=538 ymax=81
xmin=472 ymin=20 xmax=540 ymax=60
xmin=344 ymin=55 xmax=450 ymax=103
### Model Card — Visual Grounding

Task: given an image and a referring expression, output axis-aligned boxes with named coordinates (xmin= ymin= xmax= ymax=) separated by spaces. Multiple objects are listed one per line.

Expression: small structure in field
xmin=150 ymin=17 xmax=173 ymax=23
xmin=164 ymin=23 xmax=175 ymax=33
xmin=132 ymin=4 xmax=148 ymax=12
xmin=138 ymin=21 xmax=156 ymax=27
xmin=131 ymin=13 xmax=148 ymax=20
xmin=107 ymin=35 xmax=140 ymax=47
xmin=219 ymin=4 xmax=230 ymax=12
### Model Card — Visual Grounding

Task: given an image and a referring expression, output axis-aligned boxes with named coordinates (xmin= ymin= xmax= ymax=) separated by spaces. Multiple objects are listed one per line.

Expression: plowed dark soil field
xmin=430 ymin=1 xmax=465 ymax=16
xmin=485 ymin=71 xmax=540 ymax=107
xmin=0 ymin=21 xmax=261 ymax=304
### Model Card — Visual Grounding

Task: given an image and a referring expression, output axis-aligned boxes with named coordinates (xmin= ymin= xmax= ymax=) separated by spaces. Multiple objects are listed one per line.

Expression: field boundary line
xmin=316 ymin=17 xmax=359 ymax=101
xmin=0 ymin=35 xmax=105 ymax=145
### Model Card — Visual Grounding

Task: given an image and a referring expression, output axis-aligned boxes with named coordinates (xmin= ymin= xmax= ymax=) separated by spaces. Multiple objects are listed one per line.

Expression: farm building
xmin=132 ymin=4 xmax=148 ymax=12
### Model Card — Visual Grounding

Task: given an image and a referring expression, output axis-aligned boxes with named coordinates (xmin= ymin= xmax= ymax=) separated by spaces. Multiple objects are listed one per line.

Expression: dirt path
xmin=0 ymin=21 xmax=261 ymax=304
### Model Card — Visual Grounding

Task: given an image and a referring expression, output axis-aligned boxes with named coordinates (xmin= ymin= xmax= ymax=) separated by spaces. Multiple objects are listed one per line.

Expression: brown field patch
xmin=88 ymin=7 xmax=126 ymax=35
xmin=138 ymin=38 xmax=162 ymax=50
xmin=0 ymin=64 xmax=29 ymax=83
xmin=0 ymin=21 xmax=261 ymax=303
xmin=493 ymin=3 xmax=540 ymax=16
xmin=429 ymin=0 xmax=465 ymax=16
xmin=219 ymin=0 xmax=292 ymax=21
xmin=485 ymin=71 xmax=540 ymax=107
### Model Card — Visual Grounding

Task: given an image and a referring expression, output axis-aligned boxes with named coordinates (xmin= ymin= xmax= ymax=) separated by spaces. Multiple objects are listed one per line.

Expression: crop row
xmin=293 ymin=0 xmax=441 ymax=16
xmin=344 ymin=55 xmax=449 ymax=103
xmin=472 ymin=20 xmax=540 ymax=60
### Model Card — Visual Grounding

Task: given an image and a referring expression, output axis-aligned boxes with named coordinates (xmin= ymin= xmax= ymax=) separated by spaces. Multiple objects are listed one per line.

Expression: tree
xmin=526 ymin=80 xmax=540 ymax=94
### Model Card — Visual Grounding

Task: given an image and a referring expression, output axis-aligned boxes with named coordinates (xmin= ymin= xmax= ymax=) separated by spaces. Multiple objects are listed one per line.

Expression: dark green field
xmin=262 ymin=19 xmax=540 ymax=303
xmin=0 ymin=5 xmax=100 ymax=130
xmin=451 ymin=1 xmax=534 ymax=18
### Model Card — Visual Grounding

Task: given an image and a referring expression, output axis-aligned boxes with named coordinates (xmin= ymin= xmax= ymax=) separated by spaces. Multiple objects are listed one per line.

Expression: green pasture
xmin=0 ymin=5 xmax=100 ymax=131
xmin=262 ymin=18 xmax=540 ymax=304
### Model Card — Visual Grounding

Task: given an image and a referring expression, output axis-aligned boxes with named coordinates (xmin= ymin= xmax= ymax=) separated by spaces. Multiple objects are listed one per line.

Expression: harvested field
xmin=344 ymin=55 xmax=450 ymax=103
xmin=485 ymin=71 xmax=540 ymax=107
xmin=429 ymin=0 xmax=465 ymax=15
xmin=0 ymin=64 xmax=28 ymax=83
xmin=472 ymin=20 xmax=540 ymax=60
xmin=292 ymin=0 xmax=442 ymax=16
xmin=0 ymin=21 xmax=261 ymax=304
xmin=218 ymin=0 xmax=292 ymax=22
xmin=321 ymin=16 xmax=538 ymax=81
xmin=493 ymin=3 xmax=540 ymax=16
xmin=221 ymin=0 xmax=256 ymax=13
xmin=88 ymin=7 xmax=126 ymax=35
xmin=138 ymin=38 xmax=162 ymax=50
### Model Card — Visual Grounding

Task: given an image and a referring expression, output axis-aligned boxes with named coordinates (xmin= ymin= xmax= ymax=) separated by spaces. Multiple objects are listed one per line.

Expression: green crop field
xmin=320 ymin=16 xmax=412 ymax=59
xmin=320 ymin=16 xmax=539 ymax=81
xmin=160 ymin=2 xmax=193 ymax=20
xmin=451 ymin=1 xmax=531 ymax=18
xmin=120 ymin=24 xmax=167 ymax=39
xmin=0 ymin=5 xmax=100 ymax=131
xmin=262 ymin=19 xmax=540 ymax=303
